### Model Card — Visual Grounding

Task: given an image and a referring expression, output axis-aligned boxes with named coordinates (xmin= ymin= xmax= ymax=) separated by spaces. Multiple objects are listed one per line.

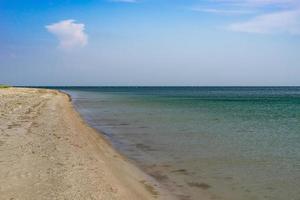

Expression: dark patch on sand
xmin=266 ymin=186 xmax=274 ymax=191
xmin=176 ymin=194 xmax=191 ymax=200
xmin=139 ymin=126 xmax=148 ymax=129
xmin=140 ymin=180 xmax=159 ymax=197
xmin=224 ymin=176 xmax=233 ymax=180
xmin=149 ymin=171 xmax=168 ymax=181
xmin=7 ymin=123 xmax=21 ymax=129
xmin=187 ymin=182 xmax=211 ymax=190
xmin=171 ymin=169 xmax=189 ymax=175
xmin=135 ymin=143 xmax=156 ymax=151
xmin=119 ymin=123 xmax=130 ymax=126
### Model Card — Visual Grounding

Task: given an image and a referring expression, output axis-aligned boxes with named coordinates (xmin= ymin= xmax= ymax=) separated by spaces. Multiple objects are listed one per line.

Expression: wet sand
xmin=0 ymin=87 xmax=172 ymax=200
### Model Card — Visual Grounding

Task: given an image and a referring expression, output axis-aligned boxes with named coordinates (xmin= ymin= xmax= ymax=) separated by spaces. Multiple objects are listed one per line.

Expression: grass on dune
xmin=0 ymin=85 xmax=10 ymax=88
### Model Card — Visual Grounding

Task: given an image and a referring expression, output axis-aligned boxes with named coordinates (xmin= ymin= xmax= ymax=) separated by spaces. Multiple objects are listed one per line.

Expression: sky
xmin=1 ymin=0 xmax=300 ymax=86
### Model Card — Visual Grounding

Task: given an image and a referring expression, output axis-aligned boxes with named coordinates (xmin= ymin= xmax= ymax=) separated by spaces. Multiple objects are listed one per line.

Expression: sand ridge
xmin=0 ymin=88 xmax=172 ymax=200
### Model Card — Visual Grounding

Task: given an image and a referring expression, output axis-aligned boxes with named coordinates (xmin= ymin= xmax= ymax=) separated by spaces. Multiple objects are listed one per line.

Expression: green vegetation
xmin=0 ymin=85 xmax=10 ymax=88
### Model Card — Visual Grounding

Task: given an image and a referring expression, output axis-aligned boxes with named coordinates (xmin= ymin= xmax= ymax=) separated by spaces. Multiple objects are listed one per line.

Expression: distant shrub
xmin=0 ymin=85 xmax=10 ymax=88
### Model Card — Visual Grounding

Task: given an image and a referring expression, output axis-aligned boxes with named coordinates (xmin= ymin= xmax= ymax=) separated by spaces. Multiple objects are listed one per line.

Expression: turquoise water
xmin=61 ymin=87 xmax=300 ymax=200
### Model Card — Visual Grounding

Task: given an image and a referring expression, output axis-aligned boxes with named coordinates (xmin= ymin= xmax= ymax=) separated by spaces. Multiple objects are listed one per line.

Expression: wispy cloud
xmin=109 ymin=0 xmax=137 ymax=3
xmin=193 ymin=0 xmax=299 ymax=13
xmin=214 ymin=0 xmax=298 ymax=7
xmin=191 ymin=0 xmax=300 ymax=35
xmin=46 ymin=19 xmax=88 ymax=49
xmin=228 ymin=10 xmax=300 ymax=35
xmin=191 ymin=7 xmax=255 ymax=15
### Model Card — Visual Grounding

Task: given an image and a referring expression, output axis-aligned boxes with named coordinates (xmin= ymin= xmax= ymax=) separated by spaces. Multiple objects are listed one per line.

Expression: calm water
xmin=60 ymin=87 xmax=300 ymax=200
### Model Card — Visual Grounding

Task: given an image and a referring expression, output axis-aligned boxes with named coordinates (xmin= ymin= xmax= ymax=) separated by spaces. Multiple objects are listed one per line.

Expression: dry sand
xmin=0 ymin=87 xmax=173 ymax=200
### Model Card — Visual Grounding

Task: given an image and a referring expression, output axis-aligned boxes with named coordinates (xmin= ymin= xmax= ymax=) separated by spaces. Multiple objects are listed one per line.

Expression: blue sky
xmin=1 ymin=0 xmax=300 ymax=86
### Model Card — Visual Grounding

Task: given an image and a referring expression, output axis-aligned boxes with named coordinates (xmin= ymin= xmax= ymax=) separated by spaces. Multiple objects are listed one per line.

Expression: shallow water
xmin=61 ymin=87 xmax=300 ymax=200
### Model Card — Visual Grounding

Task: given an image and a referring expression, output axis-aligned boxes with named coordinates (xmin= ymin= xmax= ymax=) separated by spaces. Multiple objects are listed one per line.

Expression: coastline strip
xmin=0 ymin=87 xmax=172 ymax=200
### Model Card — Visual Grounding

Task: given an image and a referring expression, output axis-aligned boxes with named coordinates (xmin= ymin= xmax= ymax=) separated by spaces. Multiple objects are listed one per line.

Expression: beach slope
xmin=0 ymin=88 xmax=168 ymax=200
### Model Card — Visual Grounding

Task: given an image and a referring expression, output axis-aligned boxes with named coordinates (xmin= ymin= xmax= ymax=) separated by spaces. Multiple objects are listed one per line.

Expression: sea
xmin=58 ymin=87 xmax=300 ymax=200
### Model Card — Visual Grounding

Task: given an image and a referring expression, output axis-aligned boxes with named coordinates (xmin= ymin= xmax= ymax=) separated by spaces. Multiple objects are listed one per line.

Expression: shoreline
xmin=64 ymin=88 xmax=214 ymax=200
xmin=60 ymin=89 xmax=175 ymax=199
xmin=0 ymin=87 xmax=173 ymax=200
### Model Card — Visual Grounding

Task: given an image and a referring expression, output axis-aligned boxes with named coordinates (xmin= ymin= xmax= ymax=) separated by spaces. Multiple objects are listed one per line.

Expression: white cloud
xmin=228 ymin=10 xmax=300 ymax=35
xmin=46 ymin=19 xmax=88 ymax=49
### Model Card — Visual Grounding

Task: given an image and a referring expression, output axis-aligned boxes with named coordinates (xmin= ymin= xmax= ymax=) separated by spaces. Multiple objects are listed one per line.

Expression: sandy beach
xmin=0 ymin=87 xmax=171 ymax=200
